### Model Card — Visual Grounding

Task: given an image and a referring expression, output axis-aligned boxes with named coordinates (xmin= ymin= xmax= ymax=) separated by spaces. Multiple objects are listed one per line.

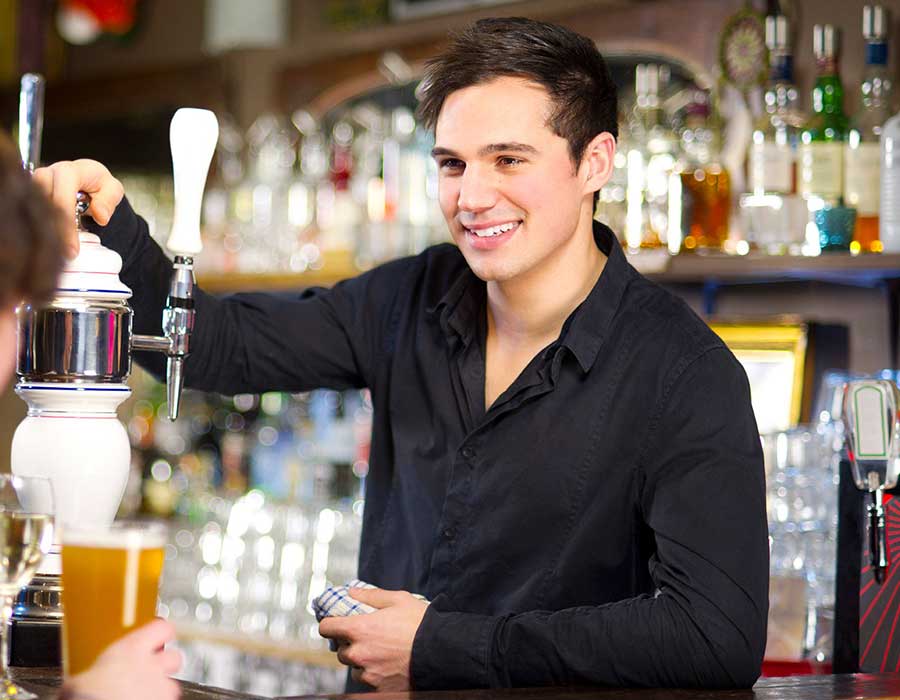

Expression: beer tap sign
xmin=842 ymin=380 xmax=900 ymax=584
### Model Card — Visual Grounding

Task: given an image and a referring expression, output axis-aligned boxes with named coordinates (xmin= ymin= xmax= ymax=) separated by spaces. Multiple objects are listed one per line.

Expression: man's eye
xmin=439 ymin=159 xmax=464 ymax=171
xmin=498 ymin=157 xmax=523 ymax=167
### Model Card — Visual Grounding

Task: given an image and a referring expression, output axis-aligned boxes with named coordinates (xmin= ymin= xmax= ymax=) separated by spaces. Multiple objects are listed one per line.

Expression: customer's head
xmin=0 ymin=133 xmax=65 ymax=382
xmin=416 ymin=16 xmax=618 ymax=168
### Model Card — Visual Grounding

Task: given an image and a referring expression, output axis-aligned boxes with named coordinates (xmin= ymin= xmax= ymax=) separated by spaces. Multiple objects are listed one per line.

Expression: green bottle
xmin=799 ymin=24 xmax=849 ymax=209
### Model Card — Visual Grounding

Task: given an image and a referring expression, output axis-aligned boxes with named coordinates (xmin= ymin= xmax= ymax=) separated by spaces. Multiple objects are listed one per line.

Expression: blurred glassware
xmin=762 ymin=424 xmax=841 ymax=662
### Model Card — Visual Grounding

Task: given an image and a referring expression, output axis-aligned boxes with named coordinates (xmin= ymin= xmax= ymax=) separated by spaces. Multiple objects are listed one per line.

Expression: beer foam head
xmin=62 ymin=523 xmax=167 ymax=549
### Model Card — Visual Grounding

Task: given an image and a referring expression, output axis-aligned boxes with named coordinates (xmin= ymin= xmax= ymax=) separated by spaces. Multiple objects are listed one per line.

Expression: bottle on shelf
xmin=740 ymin=15 xmax=807 ymax=255
xmin=846 ymin=5 xmax=892 ymax=253
xmin=799 ymin=25 xmax=850 ymax=252
xmin=317 ymin=120 xmax=361 ymax=269
xmin=623 ymin=64 xmax=678 ymax=252
xmin=673 ymin=95 xmax=730 ymax=253
xmin=881 ymin=112 xmax=900 ymax=252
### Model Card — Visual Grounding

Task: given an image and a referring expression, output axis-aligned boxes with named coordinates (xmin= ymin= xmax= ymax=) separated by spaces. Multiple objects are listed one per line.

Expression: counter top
xmin=7 ymin=666 xmax=266 ymax=700
xmin=281 ymin=674 xmax=900 ymax=700
xmin=11 ymin=669 xmax=900 ymax=700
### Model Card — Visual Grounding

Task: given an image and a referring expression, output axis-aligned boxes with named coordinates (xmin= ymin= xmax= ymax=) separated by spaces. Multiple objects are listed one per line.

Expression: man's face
xmin=433 ymin=76 xmax=592 ymax=283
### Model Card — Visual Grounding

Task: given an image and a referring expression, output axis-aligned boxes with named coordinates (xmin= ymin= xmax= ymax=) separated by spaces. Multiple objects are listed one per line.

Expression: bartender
xmin=0 ymin=134 xmax=181 ymax=699
xmin=36 ymin=17 xmax=768 ymax=692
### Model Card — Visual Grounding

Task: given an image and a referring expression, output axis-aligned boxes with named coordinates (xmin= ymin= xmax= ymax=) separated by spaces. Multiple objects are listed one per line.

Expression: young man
xmin=0 ymin=136 xmax=182 ymax=700
xmin=37 ymin=17 xmax=767 ymax=692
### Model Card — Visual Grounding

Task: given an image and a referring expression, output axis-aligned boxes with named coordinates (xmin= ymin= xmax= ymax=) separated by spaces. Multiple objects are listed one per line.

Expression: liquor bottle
xmin=675 ymin=97 xmax=730 ymax=252
xmin=846 ymin=5 xmax=892 ymax=253
xmin=750 ymin=16 xmax=803 ymax=197
xmin=799 ymin=25 xmax=849 ymax=211
xmin=318 ymin=120 xmax=360 ymax=267
xmin=623 ymin=64 xmax=677 ymax=251
xmin=742 ymin=15 xmax=807 ymax=254
xmin=881 ymin=112 xmax=900 ymax=252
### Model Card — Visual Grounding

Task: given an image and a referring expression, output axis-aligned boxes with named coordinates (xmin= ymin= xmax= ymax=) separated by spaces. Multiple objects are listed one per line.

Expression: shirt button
xmin=461 ymin=447 xmax=475 ymax=460
xmin=443 ymin=527 xmax=456 ymax=539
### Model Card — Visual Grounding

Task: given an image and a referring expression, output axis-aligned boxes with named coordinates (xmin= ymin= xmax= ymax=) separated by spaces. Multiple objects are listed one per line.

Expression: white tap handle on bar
xmin=166 ymin=108 xmax=218 ymax=256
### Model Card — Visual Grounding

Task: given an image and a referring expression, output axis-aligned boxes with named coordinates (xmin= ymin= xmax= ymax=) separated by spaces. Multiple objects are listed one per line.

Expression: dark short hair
xmin=416 ymin=17 xmax=618 ymax=167
xmin=0 ymin=133 xmax=65 ymax=307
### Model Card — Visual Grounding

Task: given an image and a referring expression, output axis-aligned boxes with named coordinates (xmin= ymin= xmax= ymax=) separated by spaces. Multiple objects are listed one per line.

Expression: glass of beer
xmin=61 ymin=522 xmax=167 ymax=676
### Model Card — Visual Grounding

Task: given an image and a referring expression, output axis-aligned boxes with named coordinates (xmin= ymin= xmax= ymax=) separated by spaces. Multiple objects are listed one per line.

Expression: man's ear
xmin=580 ymin=132 xmax=616 ymax=196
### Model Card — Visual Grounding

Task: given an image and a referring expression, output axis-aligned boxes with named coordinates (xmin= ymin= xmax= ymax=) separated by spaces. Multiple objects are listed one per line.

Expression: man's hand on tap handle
xmin=32 ymin=159 xmax=124 ymax=259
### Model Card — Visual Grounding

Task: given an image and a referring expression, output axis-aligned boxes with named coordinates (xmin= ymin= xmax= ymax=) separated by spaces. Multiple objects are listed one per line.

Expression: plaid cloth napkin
xmin=312 ymin=579 xmax=429 ymax=622
xmin=312 ymin=579 xmax=378 ymax=622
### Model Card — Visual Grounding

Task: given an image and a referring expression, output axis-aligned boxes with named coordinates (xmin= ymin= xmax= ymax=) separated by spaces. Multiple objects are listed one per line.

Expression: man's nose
xmin=457 ymin=166 xmax=497 ymax=212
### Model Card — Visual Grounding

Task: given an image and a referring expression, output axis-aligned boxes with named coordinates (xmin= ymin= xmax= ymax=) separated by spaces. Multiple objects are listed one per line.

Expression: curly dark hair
xmin=0 ymin=133 xmax=65 ymax=307
xmin=416 ymin=17 xmax=618 ymax=167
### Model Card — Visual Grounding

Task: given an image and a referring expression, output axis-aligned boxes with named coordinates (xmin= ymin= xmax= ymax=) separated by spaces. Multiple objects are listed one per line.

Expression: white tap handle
xmin=166 ymin=108 xmax=219 ymax=256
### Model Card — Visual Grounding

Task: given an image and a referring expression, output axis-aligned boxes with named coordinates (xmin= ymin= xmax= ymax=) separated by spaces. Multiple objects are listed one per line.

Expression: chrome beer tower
xmin=16 ymin=74 xmax=215 ymax=422
xmin=10 ymin=73 xmax=218 ymax=666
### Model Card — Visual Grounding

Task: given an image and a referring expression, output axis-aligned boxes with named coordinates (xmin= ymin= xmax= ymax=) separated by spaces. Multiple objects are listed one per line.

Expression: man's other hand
xmin=32 ymin=159 xmax=124 ymax=258
xmin=318 ymin=587 xmax=429 ymax=691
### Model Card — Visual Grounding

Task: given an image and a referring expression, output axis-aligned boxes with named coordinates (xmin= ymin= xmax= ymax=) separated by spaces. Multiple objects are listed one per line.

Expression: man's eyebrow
xmin=431 ymin=142 xmax=539 ymax=158
xmin=479 ymin=142 xmax=538 ymax=157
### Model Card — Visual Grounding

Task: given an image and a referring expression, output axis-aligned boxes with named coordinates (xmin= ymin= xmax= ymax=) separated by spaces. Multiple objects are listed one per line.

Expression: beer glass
xmin=0 ymin=475 xmax=54 ymax=699
xmin=61 ymin=522 xmax=166 ymax=676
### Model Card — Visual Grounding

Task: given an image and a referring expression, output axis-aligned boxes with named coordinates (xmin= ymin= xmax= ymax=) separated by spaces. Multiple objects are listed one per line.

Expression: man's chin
xmin=466 ymin=264 xmax=518 ymax=284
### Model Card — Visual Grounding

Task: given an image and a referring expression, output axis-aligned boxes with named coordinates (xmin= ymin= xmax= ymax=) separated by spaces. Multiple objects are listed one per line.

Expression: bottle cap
xmin=863 ymin=5 xmax=889 ymax=41
xmin=813 ymin=24 xmax=839 ymax=59
xmin=765 ymin=15 xmax=790 ymax=52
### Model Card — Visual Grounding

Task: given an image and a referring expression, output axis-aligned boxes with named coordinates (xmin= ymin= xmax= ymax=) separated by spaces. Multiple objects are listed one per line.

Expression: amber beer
xmin=61 ymin=524 xmax=166 ymax=675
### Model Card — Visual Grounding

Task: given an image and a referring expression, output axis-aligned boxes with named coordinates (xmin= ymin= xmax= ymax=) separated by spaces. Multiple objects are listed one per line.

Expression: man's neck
xmin=486 ymin=215 xmax=606 ymax=345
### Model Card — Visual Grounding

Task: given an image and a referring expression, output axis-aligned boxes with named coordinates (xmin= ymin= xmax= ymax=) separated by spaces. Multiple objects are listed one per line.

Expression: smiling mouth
xmin=464 ymin=221 xmax=521 ymax=238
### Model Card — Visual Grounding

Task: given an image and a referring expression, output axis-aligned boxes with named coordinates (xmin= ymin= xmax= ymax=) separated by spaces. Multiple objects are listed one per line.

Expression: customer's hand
xmin=62 ymin=618 xmax=182 ymax=700
xmin=32 ymin=159 xmax=124 ymax=258
xmin=318 ymin=587 xmax=429 ymax=691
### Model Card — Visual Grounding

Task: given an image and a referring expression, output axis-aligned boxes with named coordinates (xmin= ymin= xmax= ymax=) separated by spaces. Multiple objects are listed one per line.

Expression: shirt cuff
xmin=83 ymin=196 xmax=149 ymax=276
xmin=410 ymin=593 xmax=497 ymax=690
xmin=84 ymin=195 xmax=135 ymax=240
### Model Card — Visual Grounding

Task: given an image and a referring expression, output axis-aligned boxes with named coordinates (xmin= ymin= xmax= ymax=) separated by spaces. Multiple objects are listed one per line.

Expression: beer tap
xmin=17 ymin=74 xmax=43 ymax=173
xmin=16 ymin=71 xmax=217 ymax=421
xmin=131 ymin=108 xmax=218 ymax=420
xmin=842 ymin=380 xmax=900 ymax=584
xmin=10 ymin=77 xmax=219 ymax=666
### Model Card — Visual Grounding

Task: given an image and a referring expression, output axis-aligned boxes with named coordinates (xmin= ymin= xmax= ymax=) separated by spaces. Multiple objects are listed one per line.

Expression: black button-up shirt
xmin=100 ymin=199 xmax=768 ymax=690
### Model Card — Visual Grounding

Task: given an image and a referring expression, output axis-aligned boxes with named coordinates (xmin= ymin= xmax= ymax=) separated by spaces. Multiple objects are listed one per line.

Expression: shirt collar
xmin=429 ymin=264 xmax=484 ymax=348
xmin=429 ymin=221 xmax=634 ymax=368
xmin=558 ymin=221 xmax=635 ymax=373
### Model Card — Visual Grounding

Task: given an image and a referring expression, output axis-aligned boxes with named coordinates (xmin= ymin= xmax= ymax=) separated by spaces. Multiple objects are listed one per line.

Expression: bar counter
xmin=9 ymin=670 xmax=900 ymax=700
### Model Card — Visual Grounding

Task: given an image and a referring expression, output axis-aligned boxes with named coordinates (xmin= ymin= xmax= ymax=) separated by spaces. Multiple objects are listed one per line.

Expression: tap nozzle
xmin=162 ymin=256 xmax=195 ymax=420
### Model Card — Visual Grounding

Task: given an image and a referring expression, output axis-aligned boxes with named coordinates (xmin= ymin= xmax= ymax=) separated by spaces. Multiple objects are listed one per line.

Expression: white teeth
xmin=471 ymin=221 xmax=519 ymax=237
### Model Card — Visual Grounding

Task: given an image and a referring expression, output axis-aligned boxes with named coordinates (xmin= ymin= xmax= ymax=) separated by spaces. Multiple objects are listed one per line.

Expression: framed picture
xmin=711 ymin=321 xmax=809 ymax=435
xmin=390 ymin=0 xmax=518 ymax=21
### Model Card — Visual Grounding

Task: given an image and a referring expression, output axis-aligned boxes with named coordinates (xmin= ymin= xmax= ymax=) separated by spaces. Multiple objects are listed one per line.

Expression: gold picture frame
xmin=710 ymin=320 xmax=809 ymax=435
